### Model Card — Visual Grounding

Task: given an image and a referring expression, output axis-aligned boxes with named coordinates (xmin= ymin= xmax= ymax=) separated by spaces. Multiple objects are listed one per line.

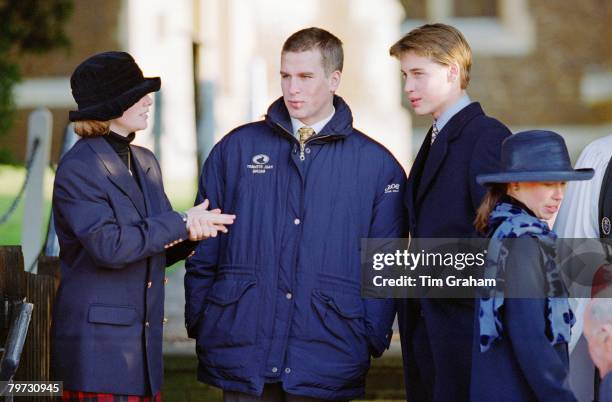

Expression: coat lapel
xmin=87 ymin=137 xmax=147 ymax=218
xmin=415 ymin=102 xmax=483 ymax=205
xmin=416 ymin=127 xmax=452 ymax=204
xmin=405 ymin=130 xmax=431 ymax=223
xmin=131 ymin=147 xmax=156 ymax=215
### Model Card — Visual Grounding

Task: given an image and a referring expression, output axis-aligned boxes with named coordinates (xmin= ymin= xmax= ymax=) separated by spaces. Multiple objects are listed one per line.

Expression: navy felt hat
xmin=477 ymin=130 xmax=594 ymax=185
xmin=69 ymin=51 xmax=160 ymax=122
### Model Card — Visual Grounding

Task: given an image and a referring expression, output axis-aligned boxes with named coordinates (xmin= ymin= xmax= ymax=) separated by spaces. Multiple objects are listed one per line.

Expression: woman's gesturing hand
xmin=186 ymin=199 xmax=236 ymax=241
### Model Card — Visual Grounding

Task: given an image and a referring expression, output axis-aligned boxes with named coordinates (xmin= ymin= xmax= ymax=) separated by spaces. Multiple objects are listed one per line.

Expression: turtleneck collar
xmin=104 ymin=131 xmax=134 ymax=154
xmin=107 ymin=131 xmax=135 ymax=144
xmin=103 ymin=131 xmax=137 ymax=176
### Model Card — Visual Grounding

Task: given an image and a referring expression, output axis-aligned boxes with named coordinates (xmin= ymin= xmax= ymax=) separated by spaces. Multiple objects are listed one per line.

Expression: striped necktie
xmin=431 ymin=120 xmax=439 ymax=144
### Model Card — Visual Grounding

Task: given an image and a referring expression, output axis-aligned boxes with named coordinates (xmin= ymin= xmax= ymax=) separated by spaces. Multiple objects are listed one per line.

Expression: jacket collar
xmin=434 ymin=93 xmax=471 ymax=132
xmin=131 ymin=146 xmax=155 ymax=215
xmin=265 ymin=95 xmax=354 ymax=140
xmin=86 ymin=136 xmax=148 ymax=217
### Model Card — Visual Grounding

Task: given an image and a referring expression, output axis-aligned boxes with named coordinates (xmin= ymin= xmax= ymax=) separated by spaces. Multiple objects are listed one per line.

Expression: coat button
xmin=285 ymin=367 xmax=291 ymax=374
xmin=147 ymin=281 xmax=152 ymax=289
xmin=286 ymin=293 xmax=292 ymax=300
xmin=162 ymin=318 xmax=168 ymax=325
xmin=164 ymin=277 xmax=169 ymax=285
xmin=145 ymin=321 xmax=150 ymax=327
xmin=294 ymin=218 xmax=300 ymax=225
xmin=271 ymin=367 xmax=278 ymax=373
xmin=305 ymin=148 xmax=311 ymax=154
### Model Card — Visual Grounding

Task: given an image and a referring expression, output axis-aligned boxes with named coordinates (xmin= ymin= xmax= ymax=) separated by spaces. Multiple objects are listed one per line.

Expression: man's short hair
xmin=282 ymin=27 xmax=343 ymax=75
xmin=389 ymin=23 xmax=472 ymax=89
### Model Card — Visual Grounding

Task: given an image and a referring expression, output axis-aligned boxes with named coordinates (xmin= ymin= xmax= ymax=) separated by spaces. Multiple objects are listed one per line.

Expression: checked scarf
xmin=478 ymin=201 xmax=575 ymax=352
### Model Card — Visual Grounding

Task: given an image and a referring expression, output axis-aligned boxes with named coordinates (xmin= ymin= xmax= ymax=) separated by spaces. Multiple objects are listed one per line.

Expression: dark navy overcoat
xmin=398 ymin=102 xmax=511 ymax=402
xmin=51 ymin=136 xmax=191 ymax=395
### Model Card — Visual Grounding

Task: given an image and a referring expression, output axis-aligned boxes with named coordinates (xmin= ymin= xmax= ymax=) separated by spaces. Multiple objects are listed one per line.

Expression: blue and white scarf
xmin=479 ymin=202 xmax=575 ymax=352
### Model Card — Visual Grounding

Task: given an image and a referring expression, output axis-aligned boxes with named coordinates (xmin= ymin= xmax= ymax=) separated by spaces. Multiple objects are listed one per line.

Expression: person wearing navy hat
xmin=51 ymin=51 xmax=235 ymax=401
xmin=470 ymin=130 xmax=594 ymax=402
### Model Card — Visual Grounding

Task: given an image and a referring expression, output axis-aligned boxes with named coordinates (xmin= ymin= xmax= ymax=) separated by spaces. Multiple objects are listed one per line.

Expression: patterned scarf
xmin=479 ymin=201 xmax=575 ymax=352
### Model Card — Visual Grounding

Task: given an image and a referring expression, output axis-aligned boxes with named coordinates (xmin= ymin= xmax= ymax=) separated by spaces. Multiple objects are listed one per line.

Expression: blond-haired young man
xmin=390 ymin=23 xmax=511 ymax=402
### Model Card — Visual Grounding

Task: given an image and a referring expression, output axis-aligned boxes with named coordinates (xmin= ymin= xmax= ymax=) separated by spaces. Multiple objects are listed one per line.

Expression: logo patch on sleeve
xmin=384 ymin=183 xmax=400 ymax=193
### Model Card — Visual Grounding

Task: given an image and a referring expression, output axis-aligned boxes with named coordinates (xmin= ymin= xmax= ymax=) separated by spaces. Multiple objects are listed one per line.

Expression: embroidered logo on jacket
xmin=384 ymin=183 xmax=400 ymax=193
xmin=248 ymin=154 xmax=274 ymax=174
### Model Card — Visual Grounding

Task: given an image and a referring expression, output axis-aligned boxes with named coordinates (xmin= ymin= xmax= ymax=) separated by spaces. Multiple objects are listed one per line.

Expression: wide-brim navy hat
xmin=477 ymin=130 xmax=594 ymax=185
xmin=69 ymin=51 xmax=160 ymax=122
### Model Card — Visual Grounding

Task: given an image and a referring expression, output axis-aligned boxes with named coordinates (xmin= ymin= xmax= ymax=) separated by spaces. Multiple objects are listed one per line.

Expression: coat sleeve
xmin=184 ymin=143 xmax=225 ymax=338
xmin=468 ymin=121 xmax=511 ymax=210
xmin=52 ymin=157 xmax=188 ymax=269
xmin=141 ymin=155 xmax=199 ymax=267
xmin=504 ymin=238 xmax=578 ymax=402
xmin=364 ymin=154 xmax=408 ymax=357
xmin=165 ymin=239 xmax=198 ymax=267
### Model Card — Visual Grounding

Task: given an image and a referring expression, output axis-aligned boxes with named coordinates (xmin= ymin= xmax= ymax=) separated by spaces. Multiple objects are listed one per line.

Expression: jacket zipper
xmin=274 ymin=123 xmax=334 ymax=161
xmin=299 ymin=135 xmax=333 ymax=161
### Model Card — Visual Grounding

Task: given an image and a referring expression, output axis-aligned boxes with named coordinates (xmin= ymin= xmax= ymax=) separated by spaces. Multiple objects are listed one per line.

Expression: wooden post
xmin=21 ymin=109 xmax=52 ymax=273
xmin=44 ymin=123 xmax=79 ymax=258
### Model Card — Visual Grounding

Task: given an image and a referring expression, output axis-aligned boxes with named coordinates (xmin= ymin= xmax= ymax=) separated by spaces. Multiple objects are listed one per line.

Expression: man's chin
xmin=287 ymin=111 xmax=305 ymax=120
xmin=412 ymin=108 xmax=431 ymax=117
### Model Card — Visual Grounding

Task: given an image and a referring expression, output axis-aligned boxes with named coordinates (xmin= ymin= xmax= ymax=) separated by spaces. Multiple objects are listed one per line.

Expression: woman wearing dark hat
xmin=51 ymin=51 xmax=235 ymax=401
xmin=469 ymin=130 xmax=593 ymax=402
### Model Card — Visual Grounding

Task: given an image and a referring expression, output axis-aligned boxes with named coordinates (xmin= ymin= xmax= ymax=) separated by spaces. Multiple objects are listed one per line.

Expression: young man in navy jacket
xmin=389 ymin=23 xmax=511 ymax=402
xmin=185 ymin=27 xmax=406 ymax=401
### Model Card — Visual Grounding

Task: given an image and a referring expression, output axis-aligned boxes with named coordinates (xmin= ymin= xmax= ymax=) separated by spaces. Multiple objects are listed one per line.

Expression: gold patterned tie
xmin=297 ymin=126 xmax=315 ymax=161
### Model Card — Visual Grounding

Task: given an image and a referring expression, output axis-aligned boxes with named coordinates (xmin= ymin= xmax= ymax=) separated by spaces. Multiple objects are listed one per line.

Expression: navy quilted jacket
xmin=185 ymin=95 xmax=406 ymax=399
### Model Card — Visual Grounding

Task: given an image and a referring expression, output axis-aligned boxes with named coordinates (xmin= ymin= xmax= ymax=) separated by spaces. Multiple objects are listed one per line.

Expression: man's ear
xmin=329 ymin=70 xmax=341 ymax=93
xmin=603 ymin=324 xmax=612 ymax=353
xmin=448 ymin=63 xmax=460 ymax=83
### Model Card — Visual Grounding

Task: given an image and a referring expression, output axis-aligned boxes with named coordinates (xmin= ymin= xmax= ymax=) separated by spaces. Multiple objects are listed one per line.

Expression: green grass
xmin=0 ymin=165 xmax=53 ymax=245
